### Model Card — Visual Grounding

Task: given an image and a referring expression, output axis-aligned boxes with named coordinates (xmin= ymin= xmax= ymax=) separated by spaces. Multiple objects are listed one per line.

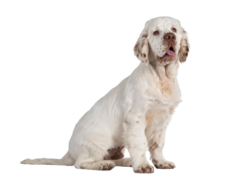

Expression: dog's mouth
xmin=158 ymin=46 xmax=176 ymax=64
xmin=158 ymin=46 xmax=176 ymax=59
xmin=166 ymin=47 xmax=175 ymax=56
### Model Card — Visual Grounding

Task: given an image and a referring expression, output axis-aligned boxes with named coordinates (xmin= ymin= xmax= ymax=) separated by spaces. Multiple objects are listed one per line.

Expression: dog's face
xmin=134 ymin=17 xmax=189 ymax=66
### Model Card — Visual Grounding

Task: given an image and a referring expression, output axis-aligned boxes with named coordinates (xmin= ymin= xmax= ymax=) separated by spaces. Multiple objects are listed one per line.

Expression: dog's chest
xmin=144 ymin=78 xmax=181 ymax=126
xmin=146 ymin=77 xmax=181 ymax=101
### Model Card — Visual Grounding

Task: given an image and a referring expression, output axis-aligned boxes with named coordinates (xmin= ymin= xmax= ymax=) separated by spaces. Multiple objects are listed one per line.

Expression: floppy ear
xmin=178 ymin=29 xmax=189 ymax=63
xmin=134 ymin=31 xmax=149 ymax=65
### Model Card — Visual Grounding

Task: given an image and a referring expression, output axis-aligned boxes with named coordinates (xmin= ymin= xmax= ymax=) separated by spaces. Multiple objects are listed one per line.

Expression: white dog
xmin=21 ymin=16 xmax=189 ymax=173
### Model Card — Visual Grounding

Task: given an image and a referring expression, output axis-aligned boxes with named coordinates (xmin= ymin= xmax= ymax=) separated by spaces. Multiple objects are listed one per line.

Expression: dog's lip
xmin=158 ymin=54 xmax=167 ymax=59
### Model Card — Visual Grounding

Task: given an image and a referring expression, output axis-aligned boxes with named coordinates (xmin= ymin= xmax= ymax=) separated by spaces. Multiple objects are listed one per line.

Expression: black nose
xmin=164 ymin=33 xmax=176 ymax=42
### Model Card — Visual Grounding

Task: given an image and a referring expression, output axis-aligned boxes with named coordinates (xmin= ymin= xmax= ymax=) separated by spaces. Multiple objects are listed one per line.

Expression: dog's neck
xmin=148 ymin=57 xmax=179 ymax=82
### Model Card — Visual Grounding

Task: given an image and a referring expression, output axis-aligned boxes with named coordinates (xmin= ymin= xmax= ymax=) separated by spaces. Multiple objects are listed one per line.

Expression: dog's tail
xmin=20 ymin=152 xmax=75 ymax=166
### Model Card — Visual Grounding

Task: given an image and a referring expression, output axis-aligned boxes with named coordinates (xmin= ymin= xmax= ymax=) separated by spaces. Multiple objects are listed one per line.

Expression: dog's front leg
xmin=124 ymin=114 xmax=154 ymax=173
xmin=149 ymin=126 xmax=175 ymax=169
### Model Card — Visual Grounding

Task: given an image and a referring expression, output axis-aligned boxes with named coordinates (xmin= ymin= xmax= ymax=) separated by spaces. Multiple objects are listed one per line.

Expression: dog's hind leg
xmin=114 ymin=158 xmax=132 ymax=167
xmin=73 ymin=145 xmax=116 ymax=171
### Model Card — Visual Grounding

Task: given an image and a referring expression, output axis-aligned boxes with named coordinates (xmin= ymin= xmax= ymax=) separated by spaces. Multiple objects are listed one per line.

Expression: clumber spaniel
xmin=21 ymin=17 xmax=189 ymax=173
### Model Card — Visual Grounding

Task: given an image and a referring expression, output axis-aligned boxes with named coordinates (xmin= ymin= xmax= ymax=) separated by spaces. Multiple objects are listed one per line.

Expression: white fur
xmin=21 ymin=17 xmax=189 ymax=173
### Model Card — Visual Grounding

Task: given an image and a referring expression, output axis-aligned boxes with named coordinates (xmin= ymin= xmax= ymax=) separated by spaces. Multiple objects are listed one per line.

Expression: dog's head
xmin=134 ymin=17 xmax=189 ymax=66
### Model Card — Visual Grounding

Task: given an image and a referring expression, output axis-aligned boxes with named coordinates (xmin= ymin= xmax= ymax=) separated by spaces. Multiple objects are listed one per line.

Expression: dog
xmin=21 ymin=16 xmax=189 ymax=173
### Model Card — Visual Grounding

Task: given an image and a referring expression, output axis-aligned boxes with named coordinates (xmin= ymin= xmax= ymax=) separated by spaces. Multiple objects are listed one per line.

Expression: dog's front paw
xmin=153 ymin=159 xmax=175 ymax=169
xmin=133 ymin=163 xmax=154 ymax=173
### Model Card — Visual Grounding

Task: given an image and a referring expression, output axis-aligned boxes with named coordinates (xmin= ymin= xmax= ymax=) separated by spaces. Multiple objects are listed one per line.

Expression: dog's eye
xmin=171 ymin=27 xmax=177 ymax=33
xmin=153 ymin=30 xmax=159 ymax=35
